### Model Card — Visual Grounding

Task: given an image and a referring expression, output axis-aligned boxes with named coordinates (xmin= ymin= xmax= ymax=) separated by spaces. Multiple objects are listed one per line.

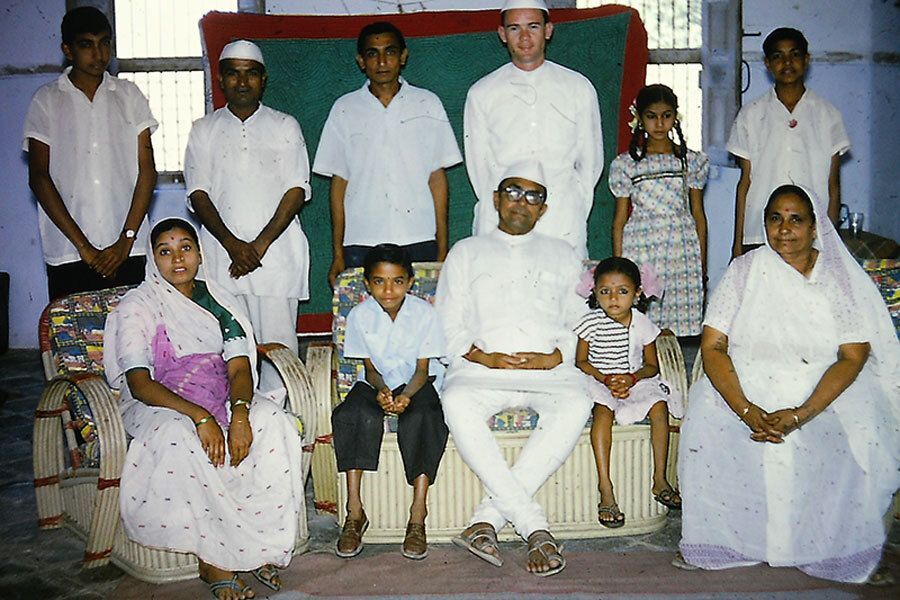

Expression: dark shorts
xmin=343 ymin=240 xmax=438 ymax=268
xmin=46 ymin=256 xmax=146 ymax=301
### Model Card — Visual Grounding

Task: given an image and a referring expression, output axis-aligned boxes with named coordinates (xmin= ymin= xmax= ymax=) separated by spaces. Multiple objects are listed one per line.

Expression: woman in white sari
xmin=677 ymin=185 xmax=899 ymax=583
xmin=104 ymin=218 xmax=305 ymax=599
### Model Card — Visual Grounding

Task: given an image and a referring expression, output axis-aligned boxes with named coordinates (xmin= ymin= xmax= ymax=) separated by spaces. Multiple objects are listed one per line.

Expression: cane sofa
xmin=33 ymin=286 xmax=317 ymax=583
xmin=307 ymin=263 xmax=689 ymax=543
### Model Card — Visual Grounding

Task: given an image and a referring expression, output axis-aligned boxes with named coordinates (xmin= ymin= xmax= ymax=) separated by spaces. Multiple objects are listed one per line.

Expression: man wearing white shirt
xmin=184 ymin=40 xmax=311 ymax=391
xmin=436 ymin=161 xmax=592 ymax=577
xmin=314 ymin=21 xmax=462 ymax=287
xmin=464 ymin=0 xmax=604 ymax=258
xmin=24 ymin=7 xmax=157 ymax=300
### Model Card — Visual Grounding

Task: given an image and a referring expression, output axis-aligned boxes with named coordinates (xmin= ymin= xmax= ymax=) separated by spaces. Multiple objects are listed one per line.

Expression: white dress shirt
xmin=436 ymin=228 xmax=587 ymax=393
xmin=22 ymin=68 xmax=158 ymax=265
xmin=727 ymin=87 xmax=850 ymax=244
xmin=313 ymin=79 xmax=462 ymax=247
xmin=184 ymin=104 xmax=312 ymax=300
xmin=344 ymin=294 xmax=445 ymax=390
xmin=464 ymin=61 xmax=604 ymax=257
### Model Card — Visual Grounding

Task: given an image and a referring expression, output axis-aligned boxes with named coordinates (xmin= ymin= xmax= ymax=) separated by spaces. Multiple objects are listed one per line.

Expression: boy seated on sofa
xmin=331 ymin=244 xmax=448 ymax=560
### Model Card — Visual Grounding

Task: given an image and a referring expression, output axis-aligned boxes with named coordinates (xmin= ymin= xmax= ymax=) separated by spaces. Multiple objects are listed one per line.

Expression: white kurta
xmin=22 ymin=68 xmax=158 ymax=265
xmin=313 ymin=79 xmax=462 ymax=247
xmin=436 ymin=228 xmax=593 ymax=538
xmin=464 ymin=61 xmax=604 ymax=257
xmin=184 ymin=104 xmax=312 ymax=300
xmin=727 ymin=88 xmax=850 ymax=244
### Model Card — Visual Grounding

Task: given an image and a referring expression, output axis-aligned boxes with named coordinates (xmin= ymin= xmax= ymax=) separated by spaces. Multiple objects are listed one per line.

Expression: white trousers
xmin=238 ymin=295 xmax=299 ymax=393
xmin=441 ymin=384 xmax=592 ymax=539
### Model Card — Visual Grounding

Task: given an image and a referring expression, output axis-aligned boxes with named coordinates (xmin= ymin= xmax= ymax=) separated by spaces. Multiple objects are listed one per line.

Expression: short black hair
xmin=356 ymin=21 xmax=406 ymax=56
xmin=764 ymin=184 xmax=815 ymax=219
xmin=362 ymin=243 xmax=414 ymax=280
xmin=151 ymin=218 xmax=199 ymax=247
xmin=589 ymin=256 xmax=650 ymax=312
xmin=61 ymin=7 xmax=112 ymax=46
xmin=763 ymin=27 xmax=808 ymax=58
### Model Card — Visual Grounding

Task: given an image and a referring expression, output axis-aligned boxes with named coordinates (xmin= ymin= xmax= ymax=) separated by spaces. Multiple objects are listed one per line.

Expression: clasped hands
xmin=376 ymin=388 xmax=411 ymax=415
xmin=602 ymin=373 xmax=637 ymax=399
xmin=467 ymin=347 xmax=562 ymax=370
xmin=79 ymin=236 xmax=132 ymax=278
xmin=224 ymin=236 xmax=270 ymax=278
xmin=195 ymin=406 xmax=253 ymax=467
xmin=740 ymin=404 xmax=801 ymax=443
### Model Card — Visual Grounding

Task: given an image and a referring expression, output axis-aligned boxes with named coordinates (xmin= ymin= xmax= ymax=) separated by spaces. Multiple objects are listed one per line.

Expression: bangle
xmin=231 ymin=399 xmax=251 ymax=409
xmin=740 ymin=405 xmax=751 ymax=418
xmin=194 ymin=415 xmax=214 ymax=428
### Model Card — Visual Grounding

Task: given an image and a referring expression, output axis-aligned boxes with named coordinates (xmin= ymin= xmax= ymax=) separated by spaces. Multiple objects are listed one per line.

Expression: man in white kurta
xmin=464 ymin=0 xmax=604 ymax=258
xmin=184 ymin=41 xmax=311 ymax=391
xmin=436 ymin=160 xmax=592 ymax=575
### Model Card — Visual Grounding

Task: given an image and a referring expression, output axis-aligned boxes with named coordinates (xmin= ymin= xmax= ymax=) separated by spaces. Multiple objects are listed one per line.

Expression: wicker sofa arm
xmin=33 ymin=374 xmax=127 ymax=568
xmin=257 ymin=343 xmax=318 ymax=450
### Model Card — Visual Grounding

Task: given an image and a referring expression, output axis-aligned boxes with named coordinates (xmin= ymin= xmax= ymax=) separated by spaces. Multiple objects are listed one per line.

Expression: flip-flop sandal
xmin=597 ymin=503 xmax=626 ymax=528
xmin=527 ymin=532 xmax=566 ymax=577
xmin=653 ymin=488 xmax=682 ymax=510
xmin=208 ymin=574 xmax=251 ymax=599
xmin=671 ymin=551 xmax=700 ymax=571
xmin=451 ymin=523 xmax=503 ymax=567
xmin=335 ymin=513 xmax=369 ymax=558
xmin=251 ymin=564 xmax=281 ymax=591
xmin=867 ymin=566 xmax=894 ymax=587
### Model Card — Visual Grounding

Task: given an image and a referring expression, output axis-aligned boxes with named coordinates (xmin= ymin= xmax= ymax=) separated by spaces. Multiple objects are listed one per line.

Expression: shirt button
xmin=92 ymin=142 xmax=98 ymax=148
xmin=94 ymin=179 xmax=100 ymax=185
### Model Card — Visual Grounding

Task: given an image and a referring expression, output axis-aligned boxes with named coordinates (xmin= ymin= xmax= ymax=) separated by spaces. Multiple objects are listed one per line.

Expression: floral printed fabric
xmin=609 ymin=150 xmax=709 ymax=335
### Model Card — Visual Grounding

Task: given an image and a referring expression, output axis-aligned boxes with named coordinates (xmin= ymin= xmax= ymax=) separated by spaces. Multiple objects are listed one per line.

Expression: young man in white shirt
xmin=184 ymin=40 xmax=312 ymax=392
xmin=436 ymin=161 xmax=592 ymax=577
xmin=314 ymin=21 xmax=462 ymax=287
xmin=25 ymin=7 xmax=157 ymax=300
xmin=728 ymin=27 xmax=850 ymax=256
xmin=464 ymin=0 xmax=604 ymax=258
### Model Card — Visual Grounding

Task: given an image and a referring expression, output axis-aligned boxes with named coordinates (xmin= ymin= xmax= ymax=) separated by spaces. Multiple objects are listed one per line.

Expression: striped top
xmin=574 ymin=307 xmax=661 ymax=373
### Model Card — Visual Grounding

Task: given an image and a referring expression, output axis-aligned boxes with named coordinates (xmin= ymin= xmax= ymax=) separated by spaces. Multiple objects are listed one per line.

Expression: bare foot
xmin=526 ymin=530 xmax=565 ymax=576
xmin=199 ymin=560 xmax=254 ymax=600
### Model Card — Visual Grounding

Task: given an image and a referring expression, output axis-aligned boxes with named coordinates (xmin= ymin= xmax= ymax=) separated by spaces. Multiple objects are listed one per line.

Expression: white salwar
xmin=678 ymin=192 xmax=900 ymax=583
xmin=103 ymin=220 xmax=306 ymax=571
xmin=436 ymin=228 xmax=593 ymax=538
xmin=464 ymin=61 xmax=604 ymax=257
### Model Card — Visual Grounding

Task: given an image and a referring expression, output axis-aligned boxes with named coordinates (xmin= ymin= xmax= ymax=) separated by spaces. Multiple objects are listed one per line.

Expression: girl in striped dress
xmin=574 ymin=257 xmax=683 ymax=529
xmin=610 ymin=84 xmax=709 ymax=336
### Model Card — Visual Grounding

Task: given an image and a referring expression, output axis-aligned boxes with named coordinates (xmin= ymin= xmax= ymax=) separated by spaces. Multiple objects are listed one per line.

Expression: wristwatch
xmin=122 ymin=228 xmax=136 ymax=241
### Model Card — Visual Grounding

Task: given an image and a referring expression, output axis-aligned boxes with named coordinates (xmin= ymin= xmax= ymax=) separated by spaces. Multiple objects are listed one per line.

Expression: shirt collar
xmin=57 ymin=66 xmax=116 ymax=94
xmin=361 ymin=76 xmax=407 ymax=106
xmin=489 ymin=227 xmax=537 ymax=245
xmin=223 ymin=102 xmax=264 ymax=124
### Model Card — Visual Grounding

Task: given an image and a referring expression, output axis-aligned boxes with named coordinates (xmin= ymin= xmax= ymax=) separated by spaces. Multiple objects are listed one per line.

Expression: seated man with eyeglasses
xmin=435 ymin=160 xmax=592 ymax=577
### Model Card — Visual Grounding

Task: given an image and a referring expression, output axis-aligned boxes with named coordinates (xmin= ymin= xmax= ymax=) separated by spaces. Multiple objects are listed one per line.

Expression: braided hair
xmin=628 ymin=84 xmax=688 ymax=162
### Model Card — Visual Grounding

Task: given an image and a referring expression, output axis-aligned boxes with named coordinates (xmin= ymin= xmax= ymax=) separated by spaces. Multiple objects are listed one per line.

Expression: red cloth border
xmin=200 ymin=6 xmax=647 ymax=153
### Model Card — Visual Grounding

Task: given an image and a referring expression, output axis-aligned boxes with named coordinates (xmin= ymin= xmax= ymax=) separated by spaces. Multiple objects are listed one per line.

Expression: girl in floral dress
xmin=609 ymin=84 xmax=709 ymax=336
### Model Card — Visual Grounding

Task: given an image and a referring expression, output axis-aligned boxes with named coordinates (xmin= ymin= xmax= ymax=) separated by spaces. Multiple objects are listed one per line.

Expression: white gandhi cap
xmin=500 ymin=160 xmax=548 ymax=189
xmin=219 ymin=39 xmax=265 ymax=66
xmin=500 ymin=0 xmax=549 ymax=13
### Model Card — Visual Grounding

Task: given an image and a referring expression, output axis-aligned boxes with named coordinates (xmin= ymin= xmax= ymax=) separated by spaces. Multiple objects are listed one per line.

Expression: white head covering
xmin=501 ymin=0 xmax=549 ymax=13
xmin=219 ymin=39 xmax=265 ymax=66
xmin=104 ymin=218 xmax=259 ymax=393
xmin=500 ymin=159 xmax=548 ymax=189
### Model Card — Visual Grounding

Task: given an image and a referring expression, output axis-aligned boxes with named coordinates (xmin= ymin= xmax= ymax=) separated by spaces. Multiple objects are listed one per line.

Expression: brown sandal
xmin=401 ymin=522 xmax=428 ymax=560
xmin=335 ymin=512 xmax=369 ymax=558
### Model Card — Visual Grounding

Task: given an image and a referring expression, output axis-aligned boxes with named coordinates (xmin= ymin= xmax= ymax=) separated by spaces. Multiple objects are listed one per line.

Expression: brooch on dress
xmin=788 ymin=119 xmax=798 ymax=128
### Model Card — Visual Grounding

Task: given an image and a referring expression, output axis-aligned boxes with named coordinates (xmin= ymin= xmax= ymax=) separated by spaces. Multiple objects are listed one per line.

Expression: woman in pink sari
xmin=104 ymin=218 xmax=304 ymax=600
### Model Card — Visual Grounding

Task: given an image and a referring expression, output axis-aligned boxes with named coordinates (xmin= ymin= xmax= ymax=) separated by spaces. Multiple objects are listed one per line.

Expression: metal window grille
xmin=577 ymin=0 xmax=702 ymax=148
xmin=115 ymin=0 xmax=238 ymax=173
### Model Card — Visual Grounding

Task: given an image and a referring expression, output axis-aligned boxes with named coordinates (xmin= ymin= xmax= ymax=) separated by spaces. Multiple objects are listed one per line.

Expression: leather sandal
xmin=451 ymin=522 xmax=503 ymax=567
xmin=401 ymin=522 xmax=428 ymax=560
xmin=335 ymin=512 xmax=369 ymax=558
xmin=526 ymin=530 xmax=566 ymax=577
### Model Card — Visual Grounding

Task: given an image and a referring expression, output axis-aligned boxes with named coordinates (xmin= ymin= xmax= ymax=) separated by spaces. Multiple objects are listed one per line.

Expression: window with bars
xmin=115 ymin=0 xmax=238 ymax=174
xmin=577 ymin=0 xmax=703 ymax=149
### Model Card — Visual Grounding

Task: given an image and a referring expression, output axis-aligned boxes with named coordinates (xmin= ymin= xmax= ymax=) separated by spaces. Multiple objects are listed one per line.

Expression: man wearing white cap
xmin=464 ymin=0 xmax=604 ymax=259
xmin=185 ymin=39 xmax=312 ymax=392
xmin=436 ymin=161 xmax=592 ymax=576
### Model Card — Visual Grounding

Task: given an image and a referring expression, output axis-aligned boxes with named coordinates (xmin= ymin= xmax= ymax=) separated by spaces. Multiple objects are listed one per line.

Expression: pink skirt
xmin=588 ymin=375 xmax=683 ymax=425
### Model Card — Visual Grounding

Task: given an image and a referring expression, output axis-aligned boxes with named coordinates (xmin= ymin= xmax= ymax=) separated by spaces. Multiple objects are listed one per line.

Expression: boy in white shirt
xmin=314 ymin=21 xmax=462 ymax=287
xmin=24 ymin=6 xmax=157 ymax=300
xmin=728 ymin=27 xmax=850 ymax=256
xmin=331 ymin=244 xmax=448 ymax=561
